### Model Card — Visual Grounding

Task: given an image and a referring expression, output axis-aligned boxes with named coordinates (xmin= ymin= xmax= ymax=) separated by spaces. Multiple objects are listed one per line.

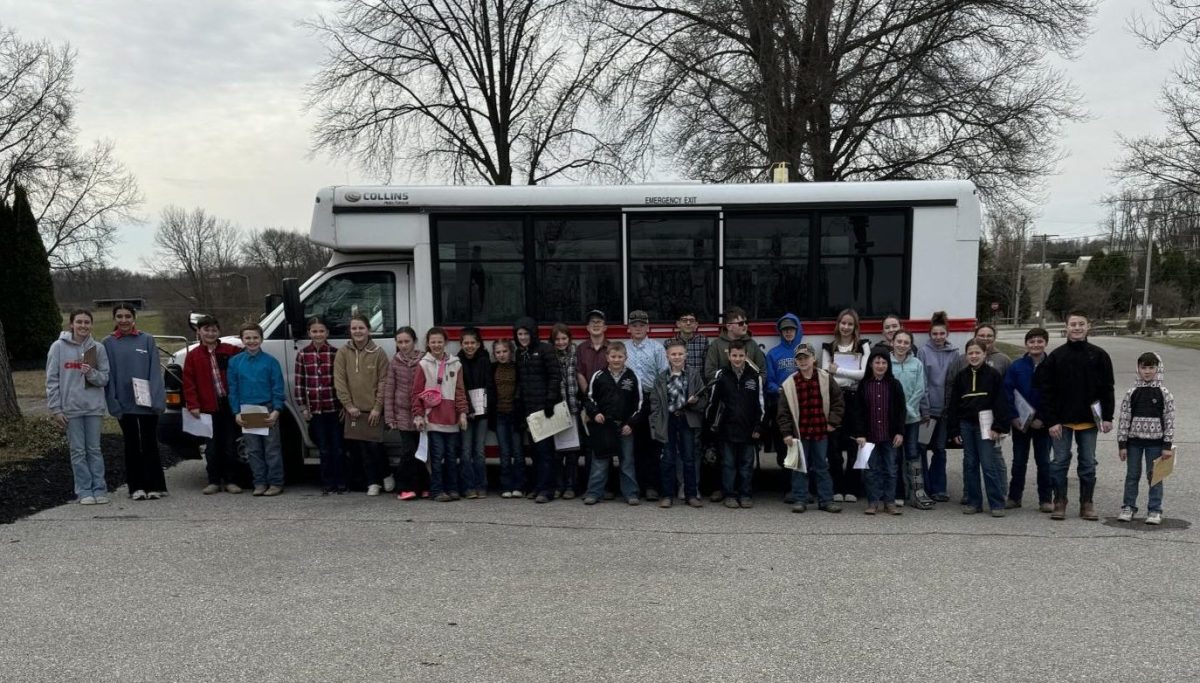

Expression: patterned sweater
xmin=1117 ymin=357 xmax=1175 ymax=451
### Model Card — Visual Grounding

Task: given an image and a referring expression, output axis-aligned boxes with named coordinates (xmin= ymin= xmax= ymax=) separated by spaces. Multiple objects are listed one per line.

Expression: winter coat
xmin=513 ymin=317 xmax=562 ymax=418
xmin=1003 ymin=353 xmax=1045 ymax=427
xmin=916 ymin=338 xmax=960 ymax=416
xmin=182 ymin=341 xmax=241 ymax=414
xmin=890 ymin=352 xmax=928 ymax=424
xmin=765 ymin=313 xmax=803 ymax=396
xmin=777 ymin=368 xmax=844 ymax=438
xmin=583 ymin=367 xmax=643 ymax=455
xmin=102 ymin=330 xmax=164 ymax=417
xmin=46 ymin=332 xmax=110 ymax=418
xmin=458 ymin=347 xmax=493 ymax=420
xmin=1117 ymin=355 xmax=1174 ymax=451
xmin=648 ymin=366 xmax=708 ymax=442
xmin=704 ymin=330 xmax=767 ymax=382
xmin=847 ymin=350 xmax=907 ymax=442
xmin=411 ymin=352 xmax=468 ymax=433
xmin=334 ymin=340 xmax=388 ymax=413
xmin=946 ymin=362 xmax=1011 ymax=441
xmin=709 ymin=363 xmax=765 ymax=444
xmin=1035 ymin=338 xmax=1115 ymax=426
xmin=384 ymin=349 xmax=422 ymax=430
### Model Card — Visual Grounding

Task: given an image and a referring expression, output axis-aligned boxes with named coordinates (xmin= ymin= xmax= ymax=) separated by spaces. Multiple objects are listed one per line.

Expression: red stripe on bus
xmin=439 ymin=319 xmax=978 ymax=341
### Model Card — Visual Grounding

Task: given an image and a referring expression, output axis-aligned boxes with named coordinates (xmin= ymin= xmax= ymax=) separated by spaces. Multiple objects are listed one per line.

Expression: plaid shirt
xmin=669 ymin=332 xmax=709 ymax=375
xmin=209 ymin=351 xmax=226 ymax=398
xmin=667 ymin=371 xmax=688 ymax=413
xmin=793 ymin=373 xmax=828 ymax=439
xmin=295 ymin=342 xmax=340 ymax=413
xmin=864 ymin=377 xmax=891 ymax=443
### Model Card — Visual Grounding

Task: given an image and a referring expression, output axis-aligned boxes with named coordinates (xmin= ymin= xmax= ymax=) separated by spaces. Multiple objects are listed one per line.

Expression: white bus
xmin=162 ymin=181 xmax=982 ymax=469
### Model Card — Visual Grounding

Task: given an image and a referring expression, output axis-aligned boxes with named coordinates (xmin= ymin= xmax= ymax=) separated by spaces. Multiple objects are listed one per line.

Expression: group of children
xmin=148 ymin=306 xmax=1179 ymax=523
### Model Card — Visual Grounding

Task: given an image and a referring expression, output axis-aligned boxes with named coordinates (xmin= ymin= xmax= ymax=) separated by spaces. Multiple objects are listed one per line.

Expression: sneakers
xmin=224 ymin=483 xmax=243 ymax=494
xmin=477 ymin=489 xmax=488 ymax=498
xmin=627 ymin=497 xmax=641 ymax=506
xmin=739 ymin=498 xmax=754 ymax=509
xmin=710 ymin=490 xmax=725 ymax=503
xmin=449 ymin=492 xmax=461 ymax=501
xmin=434 ymin=493 xmax=453 ymax=502
xmin=252 ymin=485 xmax=268 ymax=496
xmin=832 ymin=494 xmax=844 ymax=503
xmin=263 ymin=486 xmax=283 ymax=497
xmin=583 ymin=496 xmax=598 ymax=505
xmin=931 ymin=493 xmax=950 ymax=502
xmin=644 ymin=489 xmax=659 ymax=502
xmin=894 ymin=499 xmax=905 ymax=507
xmin=131 ymin=490 xmax=147 ymax=501
xmin=686 ymin=497 xmax=704 ymax=508
xmin=366 ymin=484 xmax=382 ymax=497
xmin=383 ymin=475 xmax=396 ymax=493
xmin=990 ymin=509 xmax=1006 ymax=518
xmin=147 ymin=491 xmax=163 ymax=500
xmin=535 ymin=494 xmax=550 ymax=504
xmin=511 ymin=490 xmax=524 ymax=499
xmin=501 ymin=491 xmax=512 ymax=499
xmin=397 ymin=491 xmax=417 ymax=501
xmin=659 ymin=497 xmax=672 ymax=509
xmin=1005 ymin=499 xmax=1022 ymax=509
xmin=843 ymin=494 xmax=858 ymax=503
xmin=94 ymin=496 xmax=110 ymax=505
xmin=562 ymin=490 xmax=575 ymax=500
xmin=1146 ymin=511 xmax=1163 ymax=525
xmin=819 ymin=503 xmax=842 ymax=513
xmin=466 ymin=491 xmax=479 ymax=500
xmin=782 ymin=493 xmax=797 ymax=505
xmin=791 ymin=504 xmax=807 ymax=514
xmin=202 ymin=484 xmax=220 ymax=495
xmin=79 ymin=496 xmax=96 ymax=505
xmin=962 ymin=506 xmax=982 ymax=515
xmin=1118 ymin=506 xmax=1134 ymax=522
xmin=723 ymin=498 xmax=739 ymax=509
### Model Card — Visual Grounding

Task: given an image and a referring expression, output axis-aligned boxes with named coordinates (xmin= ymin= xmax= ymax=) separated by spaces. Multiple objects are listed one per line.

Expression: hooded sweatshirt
xmin=384 ymin=348 xmax=423 ymax=430
xmin=512 ymin=317 xmax=561 ymax=417
xmin=1117 ymin=355 xmax=1174 ymax=451
xmin=102 ymin=329 xmax=165 ymax=417
xmin=334 ymin=339 xmax=388 ymax=413
xmin=704 ymin=329 xmax=767 ymax=382
xmin=890 ymin=350 xmax=928 ymax=424
xmin=765 ymin=313 xmax=803 ymax=397
xmin=411 ymin=351 xmax=468 ymax=432
xmin=46 ymin=331 xmax=110 ymax=418
xmin=917 ymin=338 xmax=960 ymax=417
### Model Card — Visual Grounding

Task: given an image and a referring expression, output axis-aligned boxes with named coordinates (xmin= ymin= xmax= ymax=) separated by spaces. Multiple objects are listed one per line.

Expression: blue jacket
xmin=102 ymin=331 xmax=165 ymax=416
xmin=765 ymin=313 xmax=803 ymax=396
xmin=227 ymin=350 xmax=287 ymax=415
xmin=890 ymin=352 xmax=928 ymax=424
xmin=1003 ymin=353 xmax=1044 ymax=422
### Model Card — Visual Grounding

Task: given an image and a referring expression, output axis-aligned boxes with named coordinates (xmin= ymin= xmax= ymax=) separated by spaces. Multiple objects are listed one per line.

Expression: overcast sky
xmin=0 ymin=0 xmax=1186 ymax=265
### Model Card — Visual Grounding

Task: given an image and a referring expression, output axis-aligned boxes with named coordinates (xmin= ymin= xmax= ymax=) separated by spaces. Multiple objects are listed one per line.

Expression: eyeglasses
xmin=677 ymin=317 xmax=697 ymax=323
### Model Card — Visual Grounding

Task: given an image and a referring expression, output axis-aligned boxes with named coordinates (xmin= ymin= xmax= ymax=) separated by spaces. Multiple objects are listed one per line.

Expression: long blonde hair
xmin=835 ymin=308 xmax=862 ymax=350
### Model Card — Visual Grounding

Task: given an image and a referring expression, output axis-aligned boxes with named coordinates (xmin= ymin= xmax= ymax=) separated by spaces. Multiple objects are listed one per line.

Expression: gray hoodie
xmin=46 ymin=331 xmax=110 ymax=418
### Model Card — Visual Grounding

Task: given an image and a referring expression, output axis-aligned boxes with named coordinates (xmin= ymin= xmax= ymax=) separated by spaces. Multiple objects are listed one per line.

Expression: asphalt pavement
xmin=1 ymin=333 xmax=1197 ymax=682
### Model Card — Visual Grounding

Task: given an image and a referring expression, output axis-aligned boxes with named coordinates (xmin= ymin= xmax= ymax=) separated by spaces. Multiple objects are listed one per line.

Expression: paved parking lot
xmin=1 ymin=334 xmax=1197 ymax=682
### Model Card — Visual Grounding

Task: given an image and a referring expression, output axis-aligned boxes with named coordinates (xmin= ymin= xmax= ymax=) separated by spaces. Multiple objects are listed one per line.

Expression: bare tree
xmin=150 ymin=207 xmax=244 ymax=310
xmin=0 ymin=26 xmax=141 ymax=270
xmin=594 ymin=0 xmax=1091 ymax=202
xmin=307 ymin=0 xmax=630 ymax=185
xmin=242 ymin=227 xmax=332 ymax=287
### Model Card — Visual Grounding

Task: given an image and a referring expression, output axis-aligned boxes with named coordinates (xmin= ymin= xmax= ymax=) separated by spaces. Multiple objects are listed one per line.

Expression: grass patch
xmin=0 ymin=417 xmax=66 ymax=465
xmin=12 ymin=369 xmax=45 ymax=400
xmin=994 ymin=341 xmax=1023 ymax=360
xmin=1144 ymin=335 xmax=1200 ymax=352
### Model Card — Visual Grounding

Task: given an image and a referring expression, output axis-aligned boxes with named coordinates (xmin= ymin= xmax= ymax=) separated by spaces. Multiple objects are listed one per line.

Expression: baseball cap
xmin=793 ymin=343 xmax=815 ymax=358
xmin=585 ymin=309 xmax=606 ymax=323
xmin=779 ymin=318 xmax=798 ymax=330
xmin=628 ymin=310 xmax=650 ymax=324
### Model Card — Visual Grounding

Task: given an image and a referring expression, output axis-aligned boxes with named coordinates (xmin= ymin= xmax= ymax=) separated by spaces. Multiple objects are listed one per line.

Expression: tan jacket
xmin=334 ymin=340 xmax=388 ymax=413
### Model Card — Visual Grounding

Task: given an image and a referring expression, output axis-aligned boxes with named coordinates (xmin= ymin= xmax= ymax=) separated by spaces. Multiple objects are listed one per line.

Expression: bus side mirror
xmin=283 ymin=278 xmax=304 ymax=339
xmin=264 ymin=293 xmax=283 ymax=317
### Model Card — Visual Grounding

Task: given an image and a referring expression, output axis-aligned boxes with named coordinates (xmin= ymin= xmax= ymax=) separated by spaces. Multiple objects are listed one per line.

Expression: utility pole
xmin=1037 ymin=233 xmax=1059 ymax=327
xmin=1012 ymin=222 xmax=1027 ymax=326
xmin=1140 ymin=215 xmax=1154 ymax=335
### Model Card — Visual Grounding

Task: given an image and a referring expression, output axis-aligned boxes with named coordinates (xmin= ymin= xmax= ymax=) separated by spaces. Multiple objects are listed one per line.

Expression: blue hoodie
xmin=765 ymin=313 xmax=803 ymax=396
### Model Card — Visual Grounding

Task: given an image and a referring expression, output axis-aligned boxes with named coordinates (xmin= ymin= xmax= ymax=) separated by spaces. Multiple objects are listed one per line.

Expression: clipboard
xmin=82 ymin=347 xmax=98 ymax=368
xmin=1150 ymin=451 xmax=1175 ymax=486
xmin=344 ymin=415 xmax=384 ymax=442
xmin=240 ymin=405 xmax=271 ymax=436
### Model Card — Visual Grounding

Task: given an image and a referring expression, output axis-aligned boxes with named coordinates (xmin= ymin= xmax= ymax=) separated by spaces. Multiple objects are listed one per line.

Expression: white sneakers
xmin=79 ymin=496 xmax=96 ymax=505
xmin=832 ymin=494 xmax=844 ymax=502
xmin=1146 ymin=511 xmax=1163 ymax=525
xmin=1118 ymin=506 xmax=1134 ymax=522
xmin=366 ymin=484 xmax=382 ymax=496
xmin=383 ymin=475 xmax=396 ymax=493
xmin=843 ymin=494 xmax=858 ymax=503
xmin=131 ymin=490 xmax=147 ymax=501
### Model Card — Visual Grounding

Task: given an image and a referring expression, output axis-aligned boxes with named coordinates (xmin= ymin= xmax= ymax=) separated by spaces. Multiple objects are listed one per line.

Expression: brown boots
xmin=1080 ymin=502 xmax=1098 ymax=521
xmin=1051 ymin=500 xmax=1067 ymax=520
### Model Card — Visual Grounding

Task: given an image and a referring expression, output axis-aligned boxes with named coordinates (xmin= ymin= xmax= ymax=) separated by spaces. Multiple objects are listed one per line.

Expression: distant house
xmin=92 ymin=297 xmax=145 ymax=311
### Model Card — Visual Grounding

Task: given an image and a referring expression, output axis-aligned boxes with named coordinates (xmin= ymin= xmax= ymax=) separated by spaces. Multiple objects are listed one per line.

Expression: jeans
xmin=721 ymin=441 xmax=756 ymax=500
xmin=960 ymin=421 xmax=1007 ymax=511
xmin=532 ymin=434 xmax=558 ymax=498
xmin=460 ymin=418 xmax=488 ymax=493
xmin=118 ymin=413 xmax=166 ymax=493
xmin=864 ymin=441 xmax=896 ymax=505
xmin=67 ymin=415 xmax=106 ymax=499
xmin=243 ymin=425 xmax=284 ymax=487
xmin=204 ymin=401 xmax=242 ymax=486
xmin=496 ymin=414 xmax=525 ymax=492
xmin=829 ymin=388 xmax=862 ymax=497
xmin=1009 ymin=427 xmax=1051 ymax=504
xmin=309 ymin=411 xmax=345 ymax=490
xmin=1050 ymin=425 xmax=1098 ymax=503
xmin=586 ymin=432 xmax=638 ymax=500
xmin=922 ymin=416 xmax=949 ymax=496
xmin=1123 ymin=443 xmax=1164 ymax=513
xmin=789 ymin=437 xmax=833 ymax=505
xmin=660 ymin=415 xmax=698 ymax=500
xmin=428 ymin=431 xmax=459 ymax=496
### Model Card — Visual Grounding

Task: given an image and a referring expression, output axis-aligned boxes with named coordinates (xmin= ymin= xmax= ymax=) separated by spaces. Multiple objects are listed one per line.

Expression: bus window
xmin=534 ymin=216 xmax=621 ymax=323
xmin=304 ymin=270 xmax=397 ymax=337
xmin=724 ymin=213 xmax=811 ymax=320
xmin=627 ymin=214 xmax=718 ymax=321
xmin=435 ymin=217 xmax=525 ymax=324
xmin=816 ymin=212 xmax=908 ymax=318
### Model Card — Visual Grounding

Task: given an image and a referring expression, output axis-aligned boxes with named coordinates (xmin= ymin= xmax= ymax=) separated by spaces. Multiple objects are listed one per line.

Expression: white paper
xmin=833 ymin=353 xmax=858 ymax=370
xmin=553 ymin=420 xmax=581 ymax=451
xmin=415 ymin=431 xmax=429 ymax=463
xmin=132 ymin=378 xmax=152 ymax=407
xmin=1014 ymin=391 xmax=1035 ymax=429
xmin=783 ymin=439 xmax=807 ymax=472
xmin=918 ymin=418 xmax=936 ymax=445
xmin=526 ymin=401 xmax=572 ymax=443
xmin=853 ymin=442 xmax=874 ymax=469
xmin=468 ymin=388 xmax=487 ymax=416
xmin=182 ymin=411 xmax=213 ymax=438
xmin=240 ymin=404 xmax=270 ymax=436
xmin=1090 ymin=400 xmax=1103 ymax=424
xmin=979 ymin=409 xmax=994 ymax=440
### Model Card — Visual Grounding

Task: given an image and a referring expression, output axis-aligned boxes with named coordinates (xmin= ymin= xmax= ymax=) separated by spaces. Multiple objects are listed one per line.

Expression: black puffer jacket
xmin=513 ymin=317 xmax=562 ymax=418
xmin=457 ymin=347 xmax=492 ymax=419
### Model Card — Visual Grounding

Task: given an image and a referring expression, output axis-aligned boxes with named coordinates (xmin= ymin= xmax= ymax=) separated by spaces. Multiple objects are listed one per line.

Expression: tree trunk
xmin=0 ymin=317 xmax=23 ymax=419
